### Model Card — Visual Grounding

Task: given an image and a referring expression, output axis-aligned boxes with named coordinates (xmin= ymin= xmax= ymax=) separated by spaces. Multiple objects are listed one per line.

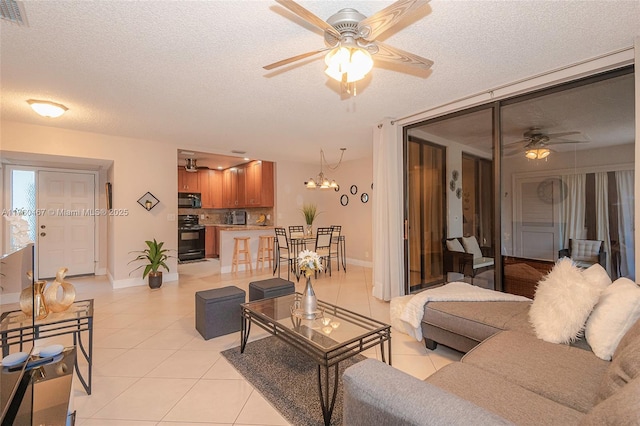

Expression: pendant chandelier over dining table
xmin=305 ymin=148 xmax=346 ymax=189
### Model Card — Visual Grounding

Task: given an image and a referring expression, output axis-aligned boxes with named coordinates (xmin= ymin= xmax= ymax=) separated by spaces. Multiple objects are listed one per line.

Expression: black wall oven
xmin=178 ymin=215 xmax=205 ymax=261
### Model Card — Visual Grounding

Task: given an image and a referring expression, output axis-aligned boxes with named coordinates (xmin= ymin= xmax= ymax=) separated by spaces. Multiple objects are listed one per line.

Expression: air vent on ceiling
xmin=0 ymin=0 xmax=28 ymax=26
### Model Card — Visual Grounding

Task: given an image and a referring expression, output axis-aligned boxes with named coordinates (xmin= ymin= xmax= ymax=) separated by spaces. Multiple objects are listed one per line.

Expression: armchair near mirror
xmin=559 ymin=239 xmax=606 ymax=269
xmin=443 ymin=236 xmax=494 ymax=281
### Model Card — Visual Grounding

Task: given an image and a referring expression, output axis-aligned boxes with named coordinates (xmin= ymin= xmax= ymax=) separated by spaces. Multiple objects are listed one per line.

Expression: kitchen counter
xmin=212 ymin=225 xmax=275 ymax=231
xmin=218 ymin=227 xmax=276 ymax=273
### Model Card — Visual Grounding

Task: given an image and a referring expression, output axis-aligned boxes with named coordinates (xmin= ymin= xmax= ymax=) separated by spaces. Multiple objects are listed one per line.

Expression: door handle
xmin=40 ymin=232 xmax=46 ymax=237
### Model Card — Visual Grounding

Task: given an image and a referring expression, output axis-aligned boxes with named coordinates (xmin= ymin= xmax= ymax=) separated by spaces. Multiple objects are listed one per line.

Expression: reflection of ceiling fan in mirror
xmin=504 ymin=127 xmax=587 ymax=160
xmin=264 ymin=0 xmax=433 ymax=95
xmin=184 ymin=158 xmax=210 ymax=173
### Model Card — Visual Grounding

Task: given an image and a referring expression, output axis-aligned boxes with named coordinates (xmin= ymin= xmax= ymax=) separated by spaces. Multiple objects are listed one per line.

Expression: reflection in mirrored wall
xmin=501 ymin=70 xmax=634 ymax=297
xmin=403 ymin=67 xmax=634 ymax=295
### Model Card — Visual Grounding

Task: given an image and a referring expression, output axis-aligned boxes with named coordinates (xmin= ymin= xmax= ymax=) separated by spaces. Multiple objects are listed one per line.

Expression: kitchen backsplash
xmin=177 ymin=207 xmax=274 ymax=226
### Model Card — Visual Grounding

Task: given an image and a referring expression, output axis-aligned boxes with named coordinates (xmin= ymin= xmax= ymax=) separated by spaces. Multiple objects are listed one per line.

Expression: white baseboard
xmin=112 ymin=272 xmax=179 ymax=289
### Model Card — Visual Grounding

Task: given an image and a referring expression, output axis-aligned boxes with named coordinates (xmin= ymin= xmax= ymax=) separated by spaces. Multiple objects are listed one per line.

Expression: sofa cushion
xmin=462 ymin=331 xmax=609 ymax=413
xmin=585 ymin=278 xmax=640 ymax=360
xmin=342 ymin=359 xmax=515 ymax=426
xmin=422 ymin=301 xmax=532 ymax=342
xmin=529 ymin=260 xmax=610 ymax=344
xmin=595 ymin=331 xmax=640 ymax=404
xmin=613 ymin=315 xmax=640 ymax=359
xmin=426 ymin=363 xmax=584 ymax=425
xmin=461 ymin=236 xmax=483 ymax=259
xmin=582 ymin=376 xmax=640 ymax=425
xmin=446 ymin=238 xmax=465 ymax=253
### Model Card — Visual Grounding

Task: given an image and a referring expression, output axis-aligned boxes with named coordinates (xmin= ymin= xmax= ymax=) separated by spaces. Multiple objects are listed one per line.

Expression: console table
xmin=0 ymin=299 xmax=93 ymax=395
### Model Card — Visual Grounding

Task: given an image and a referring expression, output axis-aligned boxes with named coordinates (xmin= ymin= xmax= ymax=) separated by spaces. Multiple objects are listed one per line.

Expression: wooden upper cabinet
xmin=178 ymin=167 xmax=200 ymax=193
xmin=222 ymin=168 xmax=238 ymax=207
xmin=199 ymin=170 xmax=223 ymax=208
xmin=245 ymin=160 xmax=274 ymax=207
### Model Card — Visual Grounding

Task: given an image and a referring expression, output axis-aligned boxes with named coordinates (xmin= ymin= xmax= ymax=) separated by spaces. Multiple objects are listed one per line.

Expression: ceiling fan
xmin=504 ymin=127 xmax=587 ymax=159
xmin=264 ymin=0 xmax=433 ymax=92
xmin=184 ymin=158 xmax=210 ymax=173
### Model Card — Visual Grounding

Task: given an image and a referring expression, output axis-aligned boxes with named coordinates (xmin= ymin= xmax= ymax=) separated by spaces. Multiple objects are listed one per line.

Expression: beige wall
xmin=1 ymin=121 xmax=179 ymax=287
xmin=275 ymin=156 xmax=373 ymax=266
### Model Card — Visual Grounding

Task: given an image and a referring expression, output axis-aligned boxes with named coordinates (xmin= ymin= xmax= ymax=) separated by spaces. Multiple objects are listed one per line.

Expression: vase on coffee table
xmin=302 ymin=277 xmax=317 ymax=318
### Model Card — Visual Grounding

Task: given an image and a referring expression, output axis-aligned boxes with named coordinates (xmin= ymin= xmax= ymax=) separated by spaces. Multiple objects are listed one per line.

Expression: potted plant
xmin=301 ymin=203 xmax=320 ymax=236
xmin=129 ymin=239 xmax=171 ymax=288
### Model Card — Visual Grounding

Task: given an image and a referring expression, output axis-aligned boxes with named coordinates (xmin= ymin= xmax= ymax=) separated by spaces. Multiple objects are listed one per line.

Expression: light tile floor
xmin=41 ymin=260 xmax=461 ymax=425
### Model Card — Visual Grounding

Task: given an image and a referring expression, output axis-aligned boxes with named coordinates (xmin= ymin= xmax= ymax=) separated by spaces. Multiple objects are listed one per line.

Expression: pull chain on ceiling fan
xmin=264 ymin=0 xmax=433 ymax=95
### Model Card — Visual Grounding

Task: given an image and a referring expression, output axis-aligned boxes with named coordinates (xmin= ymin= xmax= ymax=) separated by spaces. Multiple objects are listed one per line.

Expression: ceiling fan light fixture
xmin=27 ymin=99 xmax=68 ymax=118
xmin=525 ymin=148 xmax=551 ymax=160
xmin=324 ymin=46 xmax=372 ymax=83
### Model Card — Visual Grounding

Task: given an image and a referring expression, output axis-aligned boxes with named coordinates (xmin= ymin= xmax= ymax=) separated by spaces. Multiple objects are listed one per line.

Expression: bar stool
xmin=256 ymin=235 xmax=274 ymax=271
xmin=232 ymin=237 xmax=252 ymax=273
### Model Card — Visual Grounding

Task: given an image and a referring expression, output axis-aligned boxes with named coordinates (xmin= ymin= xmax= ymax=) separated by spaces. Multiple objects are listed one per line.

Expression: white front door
xmin=37 ymin=171 xmax=95 ymax=278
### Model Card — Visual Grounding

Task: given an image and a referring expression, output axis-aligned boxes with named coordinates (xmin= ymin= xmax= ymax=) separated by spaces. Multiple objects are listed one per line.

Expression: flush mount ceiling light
xmin=525 ymin=148 xmax=551 ymax=160
xmin=305 ymin=148 xmax=346 ymax=189
xmin=27 ymin=99 xmax=68 ymax=118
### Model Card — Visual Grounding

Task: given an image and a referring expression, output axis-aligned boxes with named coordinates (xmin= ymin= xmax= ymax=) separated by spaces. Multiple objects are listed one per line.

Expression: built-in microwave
xmin=178 ymin=193 xmax=201 ymax=208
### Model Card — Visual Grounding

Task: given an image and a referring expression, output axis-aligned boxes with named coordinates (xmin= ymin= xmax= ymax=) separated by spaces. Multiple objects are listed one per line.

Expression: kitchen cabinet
xmin=199 ymin=170 xmax=223 ymax=208
xmin=222 ymin=167 xmax=246 ymax=207
xmin=205 ymin=225 xmax=219 ymax=258
xmin=245 ymin=160 xmax=274 ymax=207
xmin=178 ymin=167 xmax=200 ymax=193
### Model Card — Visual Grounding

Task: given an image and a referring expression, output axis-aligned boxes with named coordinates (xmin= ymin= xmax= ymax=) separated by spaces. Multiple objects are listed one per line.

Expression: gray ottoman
xmin=195 ymin=286 xmax=245 ymax=340
xmin=249 ymin=278 xmax=295 ymax=301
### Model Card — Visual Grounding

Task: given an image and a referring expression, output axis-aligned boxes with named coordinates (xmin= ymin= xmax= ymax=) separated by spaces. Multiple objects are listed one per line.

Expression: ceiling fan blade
xmin=358 ymin=0 xmax=430 ymax=40
xmin=275 ymin=0 xmax=341 ymax=39
xmin=546 ymin=131 xmax=581 ymax=139
xmin=375 ymin=41 xmax=433 ymax=69
xmin=545 ymin=140 xmax=589 ymax=146
xmin=263 ymin=48 xmax=330 ymax=70
xmin=503 ymin=139 xmax=530 ymax=147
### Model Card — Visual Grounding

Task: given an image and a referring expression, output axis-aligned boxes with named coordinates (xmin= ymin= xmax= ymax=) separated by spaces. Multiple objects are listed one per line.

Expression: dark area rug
xmin=221 ymin=335 xmax=366 ymax=426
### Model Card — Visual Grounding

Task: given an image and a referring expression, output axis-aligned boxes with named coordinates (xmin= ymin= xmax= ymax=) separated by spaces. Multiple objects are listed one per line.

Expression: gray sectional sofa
xmin=343 ymin=305 xmax=640 ymax=425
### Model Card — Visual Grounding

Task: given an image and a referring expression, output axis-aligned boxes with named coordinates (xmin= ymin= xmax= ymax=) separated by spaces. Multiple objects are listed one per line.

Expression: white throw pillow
xmin=461 ymin=236 xmax=482 ymax=259
xmin=585 ymin=278 xmax=640 ymax=360
xmin=446 ymin=238 xmax=464 ymax=253
xmin=529 ymin=258 xmax=609 ymax=344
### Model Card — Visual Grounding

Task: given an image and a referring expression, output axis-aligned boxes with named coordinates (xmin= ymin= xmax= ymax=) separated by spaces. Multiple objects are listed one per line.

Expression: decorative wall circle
xmin=371 ymin=183 xmax=374 ymax=190
xmin=452 ymin=170 xmax=459 ymax=181
xmin=340 ymin=194 xmax=349 ymax=206
xmin=334 ymin=185 xmax=340 ymax=192
xmin=350 ymin=185 xmax=358 ymax=195
xmin=456 ymin=188 xmax=462 ymax=199
xmin=361 ymin=193 xmax=369 ymax=203
xmin=449 ymin=180 xmax=456 ymax=191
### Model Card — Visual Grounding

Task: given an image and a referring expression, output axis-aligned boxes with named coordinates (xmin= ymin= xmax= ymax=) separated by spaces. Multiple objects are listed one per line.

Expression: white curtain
xmin=616 ymin=170 xmax=635 ymax=279
xmin=595 ymin=172 xmax=611 ymax=273
xmin=372 ymin=119 xmax=404 ymax=300
xmin=560 ymin=174 xmax=586 ymax=249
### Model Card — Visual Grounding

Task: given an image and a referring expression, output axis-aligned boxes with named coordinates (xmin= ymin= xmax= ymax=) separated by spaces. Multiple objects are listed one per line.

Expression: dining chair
xmin=289 ymin=225 xmax=305 ymax=238
xmin=330 ymin=225 xmax=346 ymax=272
xmin=314 ymin=227 xmax=333 ymax=277
xmin=275 ymin=227 xmax=299 ymax=281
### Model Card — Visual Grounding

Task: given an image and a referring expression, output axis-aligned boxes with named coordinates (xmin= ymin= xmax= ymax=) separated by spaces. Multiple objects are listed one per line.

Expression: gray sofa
xmin=343 ymin=308 xmax=640 ymax=425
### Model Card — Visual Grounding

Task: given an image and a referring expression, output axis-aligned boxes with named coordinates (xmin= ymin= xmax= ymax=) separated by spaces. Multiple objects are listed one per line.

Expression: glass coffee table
xmin=240 ymin=293 xmax=391 ymax=426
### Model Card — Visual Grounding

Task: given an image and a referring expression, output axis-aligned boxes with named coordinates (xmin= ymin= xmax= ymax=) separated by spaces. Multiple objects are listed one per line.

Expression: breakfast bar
xmin=219 ymin=226 xmax=275 ymax=273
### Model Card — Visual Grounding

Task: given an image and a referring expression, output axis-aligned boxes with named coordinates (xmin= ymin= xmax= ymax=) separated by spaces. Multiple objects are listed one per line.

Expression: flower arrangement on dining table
xmin=298 ymin=249 xmax=323 ymax=278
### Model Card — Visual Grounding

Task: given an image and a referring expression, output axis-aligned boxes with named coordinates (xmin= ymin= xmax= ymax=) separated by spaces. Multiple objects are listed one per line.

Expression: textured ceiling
xmin=1 ymin=1 xmax=638 ymax=164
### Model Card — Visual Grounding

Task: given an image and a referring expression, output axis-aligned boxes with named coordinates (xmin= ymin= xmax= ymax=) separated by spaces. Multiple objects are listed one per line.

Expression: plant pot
xmin=148 ymin=271 xmax=163 ymax=289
